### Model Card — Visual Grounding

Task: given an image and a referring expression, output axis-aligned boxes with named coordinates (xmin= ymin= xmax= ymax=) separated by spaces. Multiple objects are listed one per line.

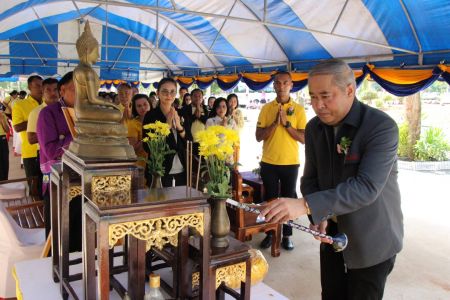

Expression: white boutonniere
xmin=337 ymin=136 xmax=352 ymax=155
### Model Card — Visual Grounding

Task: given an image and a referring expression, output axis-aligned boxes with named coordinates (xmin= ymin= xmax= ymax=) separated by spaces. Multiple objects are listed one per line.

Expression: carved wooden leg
xmin=83 ymin=212 xmax=96 ymax=300
xmin=128 ymin=236 xmax=145 ymax=300
xmin=51 ymin=179 xmax=60 ymax=282
xmin=271 ymin=225 xmax=281 ymax=257
xmin=97 ymin=221 xmax=110 ymax=300
xmin=60 ymin=172 xmax=70 ymax=299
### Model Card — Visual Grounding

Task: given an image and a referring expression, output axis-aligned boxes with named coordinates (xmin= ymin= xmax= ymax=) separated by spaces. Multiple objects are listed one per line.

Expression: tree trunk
xmin=404 ymin=93 xmax=421 ymax=160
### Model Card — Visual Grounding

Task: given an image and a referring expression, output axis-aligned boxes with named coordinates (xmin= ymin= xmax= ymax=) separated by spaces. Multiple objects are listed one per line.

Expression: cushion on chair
xmin=0 ymin=182 xmax=27 ymax=200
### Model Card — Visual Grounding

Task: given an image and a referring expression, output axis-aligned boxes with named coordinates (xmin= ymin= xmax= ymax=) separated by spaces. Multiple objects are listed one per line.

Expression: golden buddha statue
xmin=68 ymin=21 xmax=136 ymax=160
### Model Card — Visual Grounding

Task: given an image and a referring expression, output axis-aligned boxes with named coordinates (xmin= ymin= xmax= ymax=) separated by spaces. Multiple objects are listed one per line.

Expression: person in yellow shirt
xmin=12 ymin=75 xmax=43 ymax=197
xmin=117 ymin=83 xmax=133 ymax=120
xmin=27 ymin=78 xmax=59 ymax=147
xmin=0 ymin=110 xmax=10 ymax=180
xmin=255 ymin=71 xmax=306 ymax=251
xmin=2 ymin=90 xmax=18 ymax=119
xmin=127 ymin=94 xmax=151 ymax=169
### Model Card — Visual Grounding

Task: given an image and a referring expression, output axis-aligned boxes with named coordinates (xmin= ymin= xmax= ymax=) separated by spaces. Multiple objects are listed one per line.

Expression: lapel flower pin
xmin=337 ymin=136 xmax=352 ymax=155
xmin=286 ymin=106 xmax=295 ymax=116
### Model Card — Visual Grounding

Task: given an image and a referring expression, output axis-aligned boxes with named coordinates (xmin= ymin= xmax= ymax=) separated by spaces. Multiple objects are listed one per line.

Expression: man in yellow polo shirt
xmin=0 ymin=110 xmax=10 ymax=180
xmin=27 ymin=78 xmax=59 ymax=146
xmin=256 ymin=71 xmax=306 ymax=251
xmin=12 ymin=75 xmax=43 ymax=197
xmin=2 ymin=90 xmax=18 ymax=119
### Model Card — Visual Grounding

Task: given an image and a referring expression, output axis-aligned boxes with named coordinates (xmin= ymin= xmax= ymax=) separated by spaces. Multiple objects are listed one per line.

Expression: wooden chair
xmin=0 ymin=180 xmax=45 ymax=299
xmin=228 ymin=169 xmax=281 ymax=257
xmin=5 ymin=201 xmax=45 ymax=229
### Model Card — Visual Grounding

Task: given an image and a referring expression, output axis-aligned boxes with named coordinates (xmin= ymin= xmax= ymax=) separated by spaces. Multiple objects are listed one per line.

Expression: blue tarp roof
xmin=1 ymin=0 xmax=450 ymax=81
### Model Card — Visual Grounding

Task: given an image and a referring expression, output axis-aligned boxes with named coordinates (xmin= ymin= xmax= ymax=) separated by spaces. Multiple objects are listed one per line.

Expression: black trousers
xmin=320 ymin=222 xmax=396 ymax=300
xmin=0 ymin=135 xmax=9 ymax=181
xmin=260 ymin=162 xmax=299 ymax=236
xmin=23 ymin=154 xmax=43 ymax=198
xmin=43 ymin=190 xmax=51 ymax=238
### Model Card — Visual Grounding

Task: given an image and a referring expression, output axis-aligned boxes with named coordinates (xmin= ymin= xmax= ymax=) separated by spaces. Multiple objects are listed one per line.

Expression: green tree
xmin=360 ymin=91 xmax=378 ymax=104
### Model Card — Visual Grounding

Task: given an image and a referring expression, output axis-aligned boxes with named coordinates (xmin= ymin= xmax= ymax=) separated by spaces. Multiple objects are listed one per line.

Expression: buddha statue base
xmin=68 ymin=120 xmax=136 ymax=160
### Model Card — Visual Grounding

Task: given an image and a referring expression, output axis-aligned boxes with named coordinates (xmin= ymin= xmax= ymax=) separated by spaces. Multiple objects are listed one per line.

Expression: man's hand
xmin=279 ymin=105 xmax=287 ymax=126
xmin=260 ymin=197 xmax=308 ymax=223
xmin=310 ymin=221 xmax=333 ymax=244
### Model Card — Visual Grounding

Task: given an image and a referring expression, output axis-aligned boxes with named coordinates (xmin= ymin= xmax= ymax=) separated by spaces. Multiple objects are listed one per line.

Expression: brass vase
xmin=150 ymin=173 xmax=163 ymax=189
xmin=210 ymin=197 xmax=230 ymax=249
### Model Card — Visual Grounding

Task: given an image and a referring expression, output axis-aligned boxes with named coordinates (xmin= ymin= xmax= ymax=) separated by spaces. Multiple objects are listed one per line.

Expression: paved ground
xmin=6 ymin=107 xmax=450 ymax=299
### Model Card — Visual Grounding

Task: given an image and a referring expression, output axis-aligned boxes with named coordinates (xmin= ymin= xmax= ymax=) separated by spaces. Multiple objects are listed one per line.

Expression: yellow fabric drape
xmin=216 ymin=74 xmax=240 ymax=83
xmin=175 ymin=76 xmax=195 ymax=85
xmin=195 ymin=75 xmax=215 ymax=83
xmin=354 ymin=70 xmax=364 ymax=78
xmin=290 ymin=72 xmax=309 ymax=81
xmin=367 ymin=64 xmax=435 ymax=84
xmin=242 ymin=72 xmax=274 ymax=82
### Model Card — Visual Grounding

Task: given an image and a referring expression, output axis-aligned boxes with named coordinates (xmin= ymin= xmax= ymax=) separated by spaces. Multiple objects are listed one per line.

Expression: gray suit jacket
xmin=301 ymin=99 xmax=403 ymax=269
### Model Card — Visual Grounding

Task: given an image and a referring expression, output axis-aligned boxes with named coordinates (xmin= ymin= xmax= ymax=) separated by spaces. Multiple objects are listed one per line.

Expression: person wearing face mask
xmin=206 ymin=97 xmax=237 ymax=130
xmin=142 ymin=78 xmax=186 ymax=187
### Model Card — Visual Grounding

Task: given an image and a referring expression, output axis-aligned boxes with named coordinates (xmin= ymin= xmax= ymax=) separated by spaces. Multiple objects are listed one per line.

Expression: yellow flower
xmin=196 ymin=125 xmax=238 ymax=198
xmin=142 ymin=121 xmax=175 ymax=176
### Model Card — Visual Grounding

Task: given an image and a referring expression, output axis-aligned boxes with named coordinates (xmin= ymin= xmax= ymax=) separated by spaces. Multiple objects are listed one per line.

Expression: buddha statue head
xmin=76 ymin=20 xmax=99 ymax=64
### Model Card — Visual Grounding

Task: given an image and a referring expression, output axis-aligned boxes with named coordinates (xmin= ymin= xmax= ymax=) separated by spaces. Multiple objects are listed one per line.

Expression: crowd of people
xmin=0 ymin=59 xmax=403 ymax=299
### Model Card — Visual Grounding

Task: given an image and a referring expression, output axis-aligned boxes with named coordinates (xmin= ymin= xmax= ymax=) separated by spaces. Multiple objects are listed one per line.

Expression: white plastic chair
xmin=0 ymin=201 xmax=45 ymax=298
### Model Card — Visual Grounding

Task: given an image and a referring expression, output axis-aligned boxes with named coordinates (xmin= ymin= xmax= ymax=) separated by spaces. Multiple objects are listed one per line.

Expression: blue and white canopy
xmin=1 ymin=0 xmax=450 ymax=81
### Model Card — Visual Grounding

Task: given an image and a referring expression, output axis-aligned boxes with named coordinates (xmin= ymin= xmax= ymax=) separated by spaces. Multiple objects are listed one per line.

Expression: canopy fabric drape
xmin=362 ymin=65 xmax=445 ymax=97
xmin=99 ymin=65 xmax=450 ymax=97
xmin=1 ymin=0 xmax=450 ymax=84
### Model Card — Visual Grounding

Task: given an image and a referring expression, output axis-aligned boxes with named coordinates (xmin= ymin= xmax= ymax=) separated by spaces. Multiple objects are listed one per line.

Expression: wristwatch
xmin=284 ymin=121 xmax=291 ymax=128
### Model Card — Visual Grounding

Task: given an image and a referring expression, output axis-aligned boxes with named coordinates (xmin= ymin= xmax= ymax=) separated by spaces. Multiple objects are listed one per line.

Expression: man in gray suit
xmin=261 ymin=59 xmax=403 ymax=300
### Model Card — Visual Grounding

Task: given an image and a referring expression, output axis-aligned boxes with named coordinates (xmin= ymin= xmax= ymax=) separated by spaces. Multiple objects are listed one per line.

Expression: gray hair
xmin=308 ymin=59 xmax=356 ymax=91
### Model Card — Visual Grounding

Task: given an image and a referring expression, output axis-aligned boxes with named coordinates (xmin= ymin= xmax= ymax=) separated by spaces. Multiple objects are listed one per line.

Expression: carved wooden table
xmin=83 ymin=186 xmax=211 ymax=300
xmin=59 ymin=150 xmax=142 ymax=299
xmin=191 ymin=237 xmax=251 ymax=300
xmin=50 ymin=163 xmax=84 ymax=285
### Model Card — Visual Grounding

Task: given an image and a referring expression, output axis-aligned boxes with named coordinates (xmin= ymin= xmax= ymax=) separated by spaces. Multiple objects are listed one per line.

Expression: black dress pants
xmin=23 ymin=154 xmax=42 ymax=198
xmin=320 ymin=221 xmax=396 ymax=300
xmin=260 ymin=162 xmax=299 ymax=236
xmin=0 ymin=135 xmax=8 ymax=180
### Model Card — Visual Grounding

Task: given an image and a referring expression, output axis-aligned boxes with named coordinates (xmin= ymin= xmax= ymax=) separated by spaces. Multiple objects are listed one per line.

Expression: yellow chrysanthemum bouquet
xmin=196 ymin=125 xmax=239 ymax=198
xmin=142 ymin=121 xmax=175 ymax=177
